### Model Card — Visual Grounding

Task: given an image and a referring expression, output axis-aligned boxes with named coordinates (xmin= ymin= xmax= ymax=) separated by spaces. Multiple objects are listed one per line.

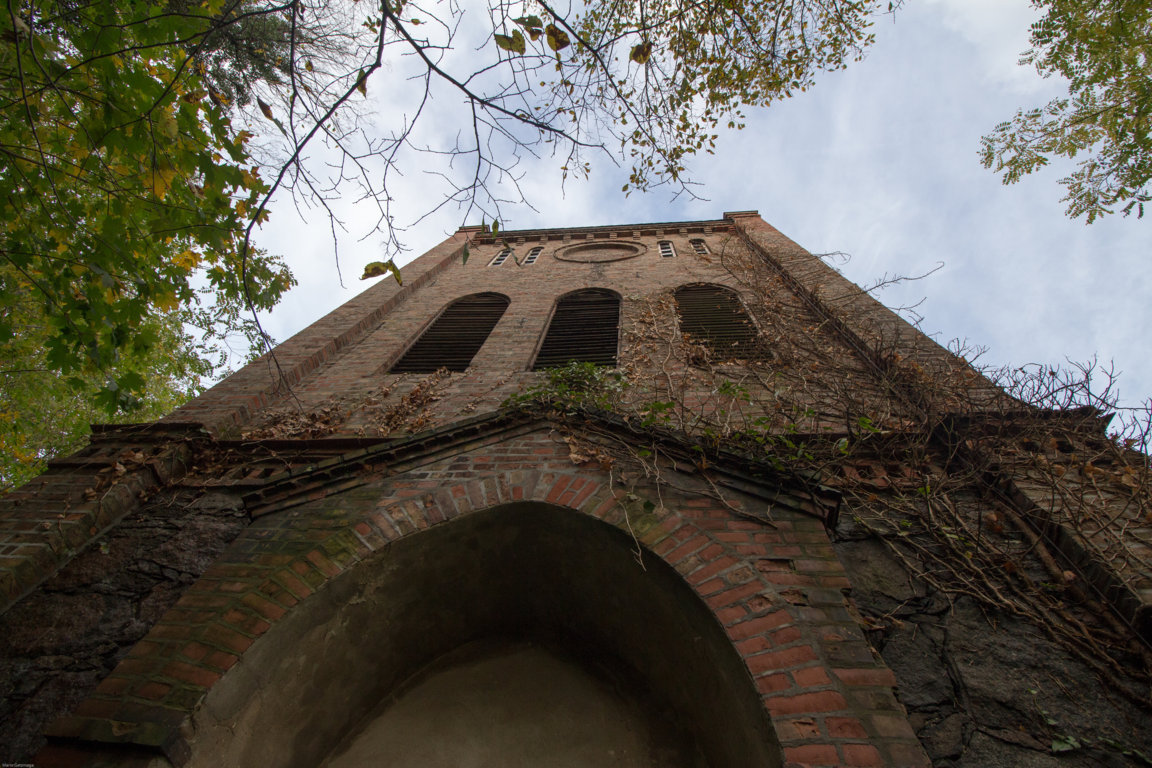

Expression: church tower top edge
xmin=455 ymin=210 xmax=766 ymax=241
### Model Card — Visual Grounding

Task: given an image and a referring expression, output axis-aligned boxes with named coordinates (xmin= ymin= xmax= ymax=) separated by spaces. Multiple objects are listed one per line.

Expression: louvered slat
xmin=674 ymin=285 xmax=761 ymax=360
xmin=532 ymin=289 xmax=620 ymax=369
xmin=390 ymin=293 xmax=510 ymax=373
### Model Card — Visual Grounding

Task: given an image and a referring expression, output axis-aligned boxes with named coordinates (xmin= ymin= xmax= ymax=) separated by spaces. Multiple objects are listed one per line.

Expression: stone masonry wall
xmin=836 ymin=485 xmax=1152 ymax=767
xmin=1 ymin=485 xmax=246 ymax=761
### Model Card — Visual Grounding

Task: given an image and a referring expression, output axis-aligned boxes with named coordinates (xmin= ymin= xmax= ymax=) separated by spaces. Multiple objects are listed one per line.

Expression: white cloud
xmin=918 ymin=0 xmax=1049 ymax=92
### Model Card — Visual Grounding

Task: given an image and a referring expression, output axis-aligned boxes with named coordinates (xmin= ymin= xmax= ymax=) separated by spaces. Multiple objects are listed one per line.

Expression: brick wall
xmin=227 ymin=213 xmax=924 ymax=443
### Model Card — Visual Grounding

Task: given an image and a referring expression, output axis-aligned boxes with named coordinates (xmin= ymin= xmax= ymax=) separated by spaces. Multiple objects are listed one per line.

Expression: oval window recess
xmin=554 ymin=241 xmax=645 ymax=263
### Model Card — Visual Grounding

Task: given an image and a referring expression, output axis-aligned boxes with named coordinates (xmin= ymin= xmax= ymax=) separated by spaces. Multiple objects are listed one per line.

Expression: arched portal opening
xmin=323 ymin=640 xmax=695 ymax=768
xmin=186 ymin=502 xmax=782 ymax=768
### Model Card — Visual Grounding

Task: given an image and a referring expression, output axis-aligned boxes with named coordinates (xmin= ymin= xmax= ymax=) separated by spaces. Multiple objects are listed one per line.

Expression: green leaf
xmin=117 ymin=370 xmax=146 ymax=395
xmin=461 ymin=243 xmax=470 ymax=265
xmin=514 ymin=15 xmax=543 ymax=30
xmin=494 ymin=30 xmax=526 ymax=55
xmin=545 ymin=24 xmax=570 ymax=52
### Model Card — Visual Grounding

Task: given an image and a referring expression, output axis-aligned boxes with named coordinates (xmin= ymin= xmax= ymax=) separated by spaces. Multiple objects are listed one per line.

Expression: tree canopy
xmin=0 ymin=271 xmax=203 ymax=492
xmin=0 ymin=1 xmax=295 ymax=401
xmin=981 ymin=0 xmax=1152 ymax=222
xmin=1 ymin=0 xmax=894 ymax=479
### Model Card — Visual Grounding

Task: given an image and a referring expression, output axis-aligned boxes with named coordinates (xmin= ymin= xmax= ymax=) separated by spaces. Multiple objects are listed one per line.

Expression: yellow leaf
xmin=174 ymin=250 xmax=201 ymax=271
xmin=153 ymin=291 xmax=180 ymax=312
xmin=239 ymin=168 xmax=261 ymax=188
xmin=361 ymin=260 xmax=402 ymax=283
xmin=545 ymin=24 xmax=570 ymax=52
xmin=151 ymin=159 xmax=177 ymax=200
xmin=158 ymin=109 xmax=178 ymax=141
xmin=495 ymin=30 xmax=526 ymax=55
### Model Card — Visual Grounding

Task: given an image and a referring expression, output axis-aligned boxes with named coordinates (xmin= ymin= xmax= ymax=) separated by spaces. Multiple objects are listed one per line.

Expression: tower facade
xmin=2 ymin=211 xmax=1150 ymax=766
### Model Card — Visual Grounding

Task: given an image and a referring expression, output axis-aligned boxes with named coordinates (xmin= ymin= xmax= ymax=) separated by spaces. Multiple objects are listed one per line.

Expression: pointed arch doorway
xmin=187 ymin=502 xmax=782 ymax=768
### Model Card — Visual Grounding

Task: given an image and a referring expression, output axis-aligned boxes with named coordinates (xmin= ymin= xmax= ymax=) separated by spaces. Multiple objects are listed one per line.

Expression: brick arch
xmin=179 ymin=495 xmax=783 ymax=768
xmin=45 ymin=464 xmax=910 ymax=768
xmin=673 ymin=280 xmax=744 ymax=296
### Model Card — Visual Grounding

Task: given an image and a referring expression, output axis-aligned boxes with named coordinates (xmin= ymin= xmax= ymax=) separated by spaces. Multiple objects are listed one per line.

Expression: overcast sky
xmin=253 ymin=0 xmax=1151 ymax=415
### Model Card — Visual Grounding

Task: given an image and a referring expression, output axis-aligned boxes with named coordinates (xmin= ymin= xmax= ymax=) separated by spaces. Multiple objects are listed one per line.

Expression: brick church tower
xmin=3 ymin=211 xmax=1151 ymax=766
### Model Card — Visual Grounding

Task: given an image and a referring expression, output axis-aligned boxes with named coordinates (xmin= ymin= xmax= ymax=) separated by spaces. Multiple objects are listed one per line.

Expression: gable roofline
xmin=226 ymin=407 xmax=841 ymax=526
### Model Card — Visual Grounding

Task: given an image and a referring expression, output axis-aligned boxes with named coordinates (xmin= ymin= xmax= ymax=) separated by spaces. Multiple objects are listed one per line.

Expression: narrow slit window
xmin=532 ymin=289 xmax=620 ymax=370
xmin=489 ymin=248 xmax=513 ymax=266
xmin=690 ymin=239 xmax=709 ymax=255
xmin=658 ymin=241 xmax=676 ymax=258
xmin=674 ymin=285 xmax=762 ymax=362
xmin=523 ymin=246 xmax=543 ymax=265
xmin=390 ymin=293 xmax=510 ymax=373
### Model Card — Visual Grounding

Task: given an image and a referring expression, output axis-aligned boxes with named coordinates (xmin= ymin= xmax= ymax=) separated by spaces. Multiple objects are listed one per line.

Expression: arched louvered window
xmin=674 ymin=285 xmax=761 ymax=361
xmin=658 ymin=241 xmax=676 ymax=258
xmin=390 ymin=293 xmax=510 ymax=373
xmin=523 ymin=246 xmax=543 ymax=265
xmin=690 ymin=239 xmax=709 ymax=255
xmin=532 ymin=289 xmax=620 ymax=369
xmin=489 ymin=248 xmax=513 ymax=266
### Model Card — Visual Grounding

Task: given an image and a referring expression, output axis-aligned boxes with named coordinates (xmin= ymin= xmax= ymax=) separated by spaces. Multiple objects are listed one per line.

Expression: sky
xmin=253 ymin=0 xmax=1152 ymax=416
